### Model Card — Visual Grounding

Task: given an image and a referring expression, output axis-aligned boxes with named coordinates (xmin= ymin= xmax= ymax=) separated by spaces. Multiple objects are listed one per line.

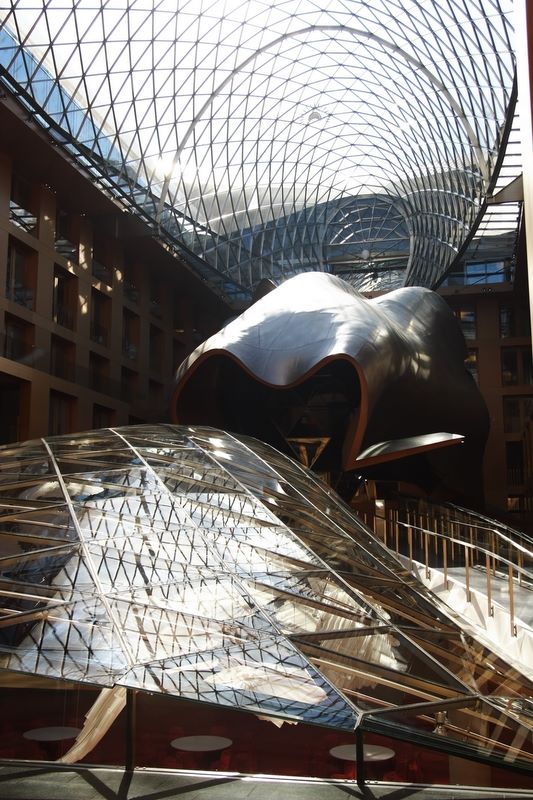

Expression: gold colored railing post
xmin=408 ymin=526 xmax=413 ymax=570
xmin=443 ymin=538 xmax=449 ymax=590
xmin=464 ymin=546 xmax=471 ymax=602
xmin=485 ymin=552 xmax=493 ymax=617
xmin=509 ymin=563 xmax=517 ymax=636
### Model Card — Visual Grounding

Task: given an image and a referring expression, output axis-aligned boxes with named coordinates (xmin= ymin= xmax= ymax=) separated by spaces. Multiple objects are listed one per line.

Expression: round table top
xmin=170 ymin=735 xmax=233 ymax=752
xmin=23 ymin=726 xmax=81 ymax=742
xmin=330 ymin=744 xmax=395 ymax=762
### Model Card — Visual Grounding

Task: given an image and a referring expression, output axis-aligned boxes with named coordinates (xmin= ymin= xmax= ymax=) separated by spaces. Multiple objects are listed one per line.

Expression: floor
xmin=1 ymin=763 xmax=533 ymax=800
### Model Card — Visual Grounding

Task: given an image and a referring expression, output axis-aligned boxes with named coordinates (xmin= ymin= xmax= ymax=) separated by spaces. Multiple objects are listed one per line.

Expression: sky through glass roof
xmin=0 ymin=1 xmax=519 ymax=302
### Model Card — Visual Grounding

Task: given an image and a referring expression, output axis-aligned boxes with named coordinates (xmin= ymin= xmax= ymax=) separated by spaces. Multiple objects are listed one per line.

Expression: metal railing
xmin=357 ymin=497 xmax=533 ymax=637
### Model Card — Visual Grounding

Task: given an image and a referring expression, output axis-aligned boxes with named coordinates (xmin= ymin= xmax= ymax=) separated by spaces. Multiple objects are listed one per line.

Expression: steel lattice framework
xmin=1 ymin=424 xmax=533 ymax=770
xmin=0 ymin=1 xmax=518 ymax=303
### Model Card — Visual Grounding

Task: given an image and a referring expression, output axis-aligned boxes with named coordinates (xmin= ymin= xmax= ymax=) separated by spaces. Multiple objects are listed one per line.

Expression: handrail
xmin=356 ymin=496 xmax=533 ymax=637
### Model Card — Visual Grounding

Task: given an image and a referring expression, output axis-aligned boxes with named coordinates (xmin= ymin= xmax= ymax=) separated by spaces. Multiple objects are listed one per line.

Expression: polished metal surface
xmin=171 ymin=273 xmax=489 ymax=500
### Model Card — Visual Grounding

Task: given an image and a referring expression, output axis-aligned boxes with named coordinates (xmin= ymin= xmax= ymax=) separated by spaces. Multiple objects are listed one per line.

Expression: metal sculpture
xmin=171 ymin=273 xmax=489 ymax=501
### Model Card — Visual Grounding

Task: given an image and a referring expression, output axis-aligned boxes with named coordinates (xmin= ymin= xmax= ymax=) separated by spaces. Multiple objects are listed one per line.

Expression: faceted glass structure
xmin=0 ymin=2 xmax=518 ymax=303
xmin=0 ymin=424 xmax=532 ymax=775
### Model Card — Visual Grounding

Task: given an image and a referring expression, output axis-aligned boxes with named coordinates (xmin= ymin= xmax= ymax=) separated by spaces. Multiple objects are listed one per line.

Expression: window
xmin=6 ymin=237 xmax=37 ymax=310
xmin=122 ymin=309 xmax=139 ymax=360
xmin=10 ymin=173 xmax=37 ymax=234
xmin=55 ymin=210 xmax=78 ymax=263
xmin=121 ymin=367 xmax=137 ymax=401
xmin=4 ymin=314 xmax=34 ymax=363
xmin=149 ymin=324 xmax=163 ymax=371
xmin=506 ymin=441 xmax=524 ymax=486
xmin=149 ymin=379 xmax=163 ymax=411
xmin=499 ymin=305 xmax=514 ymax=339
xmin=53 ymin=265 xmax=77 ymax=330
xmin=503 ymin=396 xmax=533 ymax=434
xmin=50 ymin=335 xmax=75 ymax=381
xmin=89 ymin=352 xmax=110 ymax=394
xmin=465 ymin=349 xmax=478 ymax=383
xmin=507 ymin=495 xmax=526 ymax=513
xmin=464 ymin=260 xmax=510 ymax=285
xmin=501 ymin=347 xmax=533 ymax=386
xmin=92 ymin=238 xmax=113 ymax=286
xmin=454 ymin=308 xmax=476 ymax=340
xmin=93 ymin=404 xmax=115 ymax=429
xmin=90 ymin=289 xmax=111 ymax=347
xmin=123 ymin=261 xmax=139 ymax=303
xmin=48 ymin=390 xmax=75 ymax=435
xmin=150 ymin=279 xmax=162 ymax=318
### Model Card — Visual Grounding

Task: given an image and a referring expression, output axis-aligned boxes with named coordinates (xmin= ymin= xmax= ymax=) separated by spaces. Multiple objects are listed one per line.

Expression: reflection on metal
xmin=355 ymin=433 xmax=464 ymax=468
xmin=0 ymin=424 xmax=532 ymax=772
xmin=172 ymin=273 xmax=488 ymax=501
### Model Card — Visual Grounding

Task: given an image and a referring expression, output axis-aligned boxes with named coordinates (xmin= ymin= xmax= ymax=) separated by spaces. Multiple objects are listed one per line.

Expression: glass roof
xmin=0 ymin=424 xmax=532 ymax=770
xmin=0 ymin=2 xmax=519 ymax=302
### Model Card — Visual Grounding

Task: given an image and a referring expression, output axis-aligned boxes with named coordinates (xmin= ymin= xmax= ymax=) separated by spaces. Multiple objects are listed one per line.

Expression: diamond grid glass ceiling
xmin=1 ymin=424 xmax=533 ymax=770
xmin=0 ymin=1 xmax=517 ymax=303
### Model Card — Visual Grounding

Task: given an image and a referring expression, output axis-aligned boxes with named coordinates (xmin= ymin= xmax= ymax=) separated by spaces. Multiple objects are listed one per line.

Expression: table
xmin=330 ymin=744 xmax=395 ymax=762
xmin=170 ymin=735 xmax=233 ymax=752
xmin=23 ymin=726 xmax=81 ymax=742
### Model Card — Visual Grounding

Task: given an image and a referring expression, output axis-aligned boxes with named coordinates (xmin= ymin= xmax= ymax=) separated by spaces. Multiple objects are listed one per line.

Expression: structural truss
xmin=0 ymin=1 xmax=519 ymax=304
xmin=0 ymin=424 xmax=533 ymax=771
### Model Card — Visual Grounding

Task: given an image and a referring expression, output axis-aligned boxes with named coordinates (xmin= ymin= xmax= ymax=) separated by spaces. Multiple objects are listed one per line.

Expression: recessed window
xmin=10 ymin=173 xmax=37 ymax=234
xmin=454 ymin=308 xmax=476 ymax=340
xmin=50 ymin=335 xmax=75 ymax=381
xmin=89 ymin=352 xmax=110 ymax=394
xmin=6 ymin=237 xmax=37 ymax=310
xmin=501 ymin=347 xmax=533 ymax=386
xmin=53 ymin=265 xmax=77 ymax=330
xmin=122 ymin=309 xmax=139 ymax=361
xmin=92 ymin=238 xmax=113 ymax=286
xmin=499 ymin=305 xmax=514 ymax=338
xmin=55 ymin=210 xmax=78 ymax=263
xmin=506 ymin=441 xmax=524 ymax=487
xmin=90 ymin=289 xmax=111 ymax=347
xmin=464 ymin=349 xmax=478 ymax=383
xmin=93 ymin=404 xmax=115 ymax=429
xmin=503 ymin=396 xmax=533 ymax=434
xmin=49 ymin=390 xmax=76 ymax=435
xmin=149 ymin=324 xmax=163 ymax=371
xmin=4 ymin=314 xmax=35 ymax=363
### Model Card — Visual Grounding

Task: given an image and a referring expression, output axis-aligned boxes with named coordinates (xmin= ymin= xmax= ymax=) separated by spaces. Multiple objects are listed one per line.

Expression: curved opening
xmin=173 ymin=354 xmax=361 ymax=473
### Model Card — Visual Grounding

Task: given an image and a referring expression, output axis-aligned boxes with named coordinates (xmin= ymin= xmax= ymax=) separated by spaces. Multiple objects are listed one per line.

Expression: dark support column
xmin=356 ymin=728 xmax=365 ymax=789
xmin=126 ymin=688 xmax=137 ymax=771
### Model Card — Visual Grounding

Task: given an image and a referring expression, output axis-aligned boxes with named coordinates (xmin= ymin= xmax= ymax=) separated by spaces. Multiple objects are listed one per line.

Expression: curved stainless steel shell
xmin=172 ymin=273 xmax=489 ymax=500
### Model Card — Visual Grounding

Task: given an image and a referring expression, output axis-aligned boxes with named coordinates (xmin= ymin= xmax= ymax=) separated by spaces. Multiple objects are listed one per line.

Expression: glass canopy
xmin=0 ymin=424 xmax=532 ymax=772
xmin=0 ymin=1 xmax=519 ymax=304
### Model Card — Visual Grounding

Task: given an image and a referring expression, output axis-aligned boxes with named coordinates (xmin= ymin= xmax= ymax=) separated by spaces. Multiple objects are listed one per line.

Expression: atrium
xmin=0 ymin=1 xmax=532 ymax=798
